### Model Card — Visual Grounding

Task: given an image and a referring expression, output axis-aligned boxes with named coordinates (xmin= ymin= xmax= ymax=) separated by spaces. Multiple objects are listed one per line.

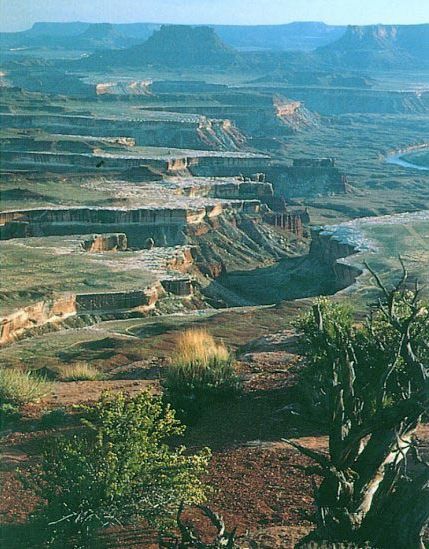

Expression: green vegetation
xmin=0 ymin=367 xmax=50 ymax=406
xmin=58 ymin=362 xmax=104 ymax=381
xmin=291 ymin=269 xmax=429 ymax=548
xmin=164 ymin=329 xmax=241 ymax=418
xmin=28 ymin=391 xmax=210 ymax=545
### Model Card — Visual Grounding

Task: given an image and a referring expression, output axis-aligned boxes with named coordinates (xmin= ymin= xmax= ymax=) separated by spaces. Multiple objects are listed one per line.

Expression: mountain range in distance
xmin=0 ymin=21 xmax=348 ymax=52
xmin=1 ymin=21 xmax=428 ymax=71
xmin=77 ymin=23 xmax=429 ymax=71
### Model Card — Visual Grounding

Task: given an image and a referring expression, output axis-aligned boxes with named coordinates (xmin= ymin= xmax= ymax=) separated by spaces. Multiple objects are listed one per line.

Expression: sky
xmin=1 ymin=0 xmax=429 ymax=32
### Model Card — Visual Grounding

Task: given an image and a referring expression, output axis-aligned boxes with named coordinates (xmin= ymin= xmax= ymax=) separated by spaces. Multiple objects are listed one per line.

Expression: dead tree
xmin=159 ymin=503 xmax=237 ymax=548
xmin=288 ymin=263 xmax=429 ymax=548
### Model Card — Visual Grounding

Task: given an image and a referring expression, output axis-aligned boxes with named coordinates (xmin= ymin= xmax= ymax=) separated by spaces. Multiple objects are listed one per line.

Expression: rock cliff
xmin=81 ymin=25 xmax=240 ymax=69
xmin=309 ymin=228 xmax=363 ymax=290
xmin=316 ymin=24 xmax=429 ymax=69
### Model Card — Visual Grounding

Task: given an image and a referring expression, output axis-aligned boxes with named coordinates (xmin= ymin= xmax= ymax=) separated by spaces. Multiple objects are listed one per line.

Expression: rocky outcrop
xmin=309 ymin=228 xmax=363 ymax=290
xmin=197 ymin=118 xmax=246 ymax=151
xmin=96 ymin=80 xmax=152 ymax=96
xmin=316 ymin=24 xmax=429 ymax=70
xmin=188 ymin=212 xmax=300 ymax=284
xmin=0 ymin=206 xmax=187 ymax=240
xmin=270 ymin=159 xmax=348 ymax=199
xmin=165 ymin=247 xmax=195 ymax=273
xmin=176 ymin=176 xmax=274 ymax=202
xmin=81 ymin=25 xmax=240 ymax=69
xmin=76 ymin=284 xmax=161 ymax=313
xmin=263 ymin=210 xmax=309 ymax=238
xmin=0 ymin=202 xmax=263 ymax=242
xmin=161 ymin=278 xmax=193 ymax=296
xmin=81 ymin=233 xmax=128 ymax=253
xmin=0 ymin=147 xmax=269 ymax=175
xmin=280 ymin=87 xmax=429 ymax=115
xmin=0 ymin=294 xmax=77 ymax=345
xmin=274 ymin=97 xmax=319 ymax=132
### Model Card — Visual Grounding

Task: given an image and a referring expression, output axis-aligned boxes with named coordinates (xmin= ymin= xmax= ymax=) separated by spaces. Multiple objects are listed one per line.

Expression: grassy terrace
xmin=0 ymin=236 xmax=191 ymax=315
xmin=0 ymin=174 xmax=253 ymax=212
xmin=0 ymin=126 xmax=263 ymax=161
xmin=94 ymin=145 xmax=267 ymax=160
xmin=0 ymin=175 xmax=137 ymax=211
xmin=0 ymin=91 xmax=208 ymax=123
xmin=0 ymin=302 xmax=299 ymax=370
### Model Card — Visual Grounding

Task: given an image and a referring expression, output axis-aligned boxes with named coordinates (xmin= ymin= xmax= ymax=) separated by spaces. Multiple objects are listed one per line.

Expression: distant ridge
xmin=215 ymin=22 xmax=346 ymax=51
xmin=0 ymin=21 xmax=138 ymax=51
xmin=0 ymin=21 xmax=346 ymax=53
xmin=2 ymin=21 xmax=429 ymax=72
xmin=73 ymin=23 xmax=132 ymax=49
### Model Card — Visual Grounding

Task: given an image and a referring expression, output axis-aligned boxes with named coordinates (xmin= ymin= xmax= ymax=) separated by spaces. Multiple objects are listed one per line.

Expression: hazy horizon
xmin=1 ymin=0 xmax=428 ymax=32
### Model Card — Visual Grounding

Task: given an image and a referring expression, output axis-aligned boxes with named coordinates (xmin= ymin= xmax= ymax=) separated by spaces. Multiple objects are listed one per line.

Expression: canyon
xmin=0 ymin=19 xmax=428 ymax=548
xmin=1 ymin=56 xmax=427 ymax=348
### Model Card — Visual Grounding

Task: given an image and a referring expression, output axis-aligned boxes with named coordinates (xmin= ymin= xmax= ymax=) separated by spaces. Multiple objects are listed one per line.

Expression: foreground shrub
xmin=28 ymin=391 xmax=210 ymax=545
xmin=58 ymin=362 xmax=103 ymax=381
xmin=163 ymin=329 xmax=241 ymax=417
xmin=0 ymin=368 xmax=50 ymax=406
xmin=173 ymin=329 xmax=230 ymax=365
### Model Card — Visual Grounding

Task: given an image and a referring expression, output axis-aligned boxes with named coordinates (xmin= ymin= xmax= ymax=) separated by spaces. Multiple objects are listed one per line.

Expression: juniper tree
xmin=289 ymin=264 xmax=429 ymax=548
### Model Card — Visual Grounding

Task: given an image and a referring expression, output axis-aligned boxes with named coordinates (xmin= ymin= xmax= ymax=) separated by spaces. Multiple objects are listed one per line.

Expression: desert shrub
xmin=173 ymin=329 xmax=231 ymax=365
xmin=58 ymin=362 xmax=103 ymax=382
xmin=163 ymin=329 xmax=241 ymax=418
xmin=0 ymin=368 xmax=50 ymax=406
xmin=29 ymin=391 xmax=210 ymax=546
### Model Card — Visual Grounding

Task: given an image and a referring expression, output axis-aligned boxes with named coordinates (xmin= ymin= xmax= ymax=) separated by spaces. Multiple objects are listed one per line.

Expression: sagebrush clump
xmin=164 ymin=329 xmax=241 ymax=418
xmin=58 ymin=362 xmax=103 ymax=381
xmin=0 ymin=368 xmax=50 ymax=406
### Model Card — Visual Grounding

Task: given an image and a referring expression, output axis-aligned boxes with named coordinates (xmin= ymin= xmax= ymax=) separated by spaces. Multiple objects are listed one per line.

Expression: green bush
xmin=0 ymin=368 xmax=51 ymax=406
xmin=163 ymin=329 xmax=241 ymax=418
xmin=28 ymin=391 xmax=210 ymax=545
